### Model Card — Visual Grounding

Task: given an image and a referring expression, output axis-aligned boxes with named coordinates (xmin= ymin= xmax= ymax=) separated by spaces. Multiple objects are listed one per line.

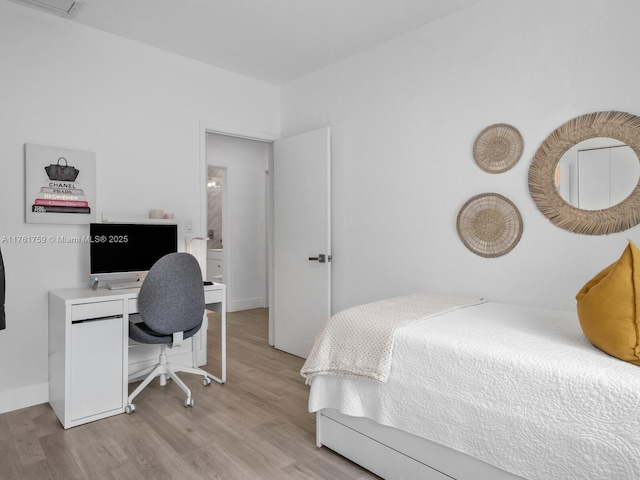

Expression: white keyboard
xmin=107 ymin=281 xmax=142 ymax=290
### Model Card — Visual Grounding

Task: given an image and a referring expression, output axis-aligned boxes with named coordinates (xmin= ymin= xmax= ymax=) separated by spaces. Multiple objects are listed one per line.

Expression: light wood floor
xmin=0 ymin=308 xmax=379 ymax=479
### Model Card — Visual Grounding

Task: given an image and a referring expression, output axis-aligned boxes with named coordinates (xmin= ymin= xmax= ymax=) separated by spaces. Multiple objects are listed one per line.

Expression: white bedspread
xmin=308 ymin=301 xmax=640 ymax=480
xmin=301 ymin=293 xmax=484 ymax=384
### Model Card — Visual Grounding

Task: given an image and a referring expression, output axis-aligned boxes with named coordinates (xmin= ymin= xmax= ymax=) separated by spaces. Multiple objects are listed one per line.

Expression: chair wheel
xmin=184 ymin=397 xmax=194 ymax=408
xmin=203 ymin=377 xmax=212 ymax=386
xmin=125 ymin=403 xmax=136 ymax=414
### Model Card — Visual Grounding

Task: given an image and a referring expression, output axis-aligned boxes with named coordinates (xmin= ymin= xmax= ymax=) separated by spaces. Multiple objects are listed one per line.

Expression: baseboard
xmin=0 ymin=382 xmax=49 ymax=414
xmin=227 ymin=296 xmax=265 ymax=312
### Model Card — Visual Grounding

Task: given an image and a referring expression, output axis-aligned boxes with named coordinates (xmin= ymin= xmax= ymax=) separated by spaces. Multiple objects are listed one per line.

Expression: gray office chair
xmin=125 ymin=252 xmax=216 ymax=413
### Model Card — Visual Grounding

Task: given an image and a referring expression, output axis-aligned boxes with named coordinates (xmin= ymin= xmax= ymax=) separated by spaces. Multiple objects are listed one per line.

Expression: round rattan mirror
xmin=528 ymin=111 xmax=640 ymax=235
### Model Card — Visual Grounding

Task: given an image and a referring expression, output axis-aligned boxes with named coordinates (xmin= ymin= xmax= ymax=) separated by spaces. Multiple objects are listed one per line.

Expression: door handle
xmin=308 ymin=254 xmax=332 ymax=263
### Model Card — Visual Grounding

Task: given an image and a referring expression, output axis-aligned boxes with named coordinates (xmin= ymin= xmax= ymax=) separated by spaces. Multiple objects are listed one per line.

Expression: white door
xmin=273 ymin=127 xmax=331 ymax=358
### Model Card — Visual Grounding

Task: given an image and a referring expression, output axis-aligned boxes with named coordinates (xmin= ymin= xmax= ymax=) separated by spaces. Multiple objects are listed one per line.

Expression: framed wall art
xmin=25 ymin=143 xmax=96 ymax=224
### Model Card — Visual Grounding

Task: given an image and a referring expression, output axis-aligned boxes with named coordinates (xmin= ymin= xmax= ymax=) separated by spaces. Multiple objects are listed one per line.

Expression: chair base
xmin=126 ymin=344 xmax=217 ymax=412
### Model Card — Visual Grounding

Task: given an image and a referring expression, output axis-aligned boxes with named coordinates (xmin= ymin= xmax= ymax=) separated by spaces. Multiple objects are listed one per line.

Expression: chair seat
xmin=129 ymin=320 xmax=201 ymax=344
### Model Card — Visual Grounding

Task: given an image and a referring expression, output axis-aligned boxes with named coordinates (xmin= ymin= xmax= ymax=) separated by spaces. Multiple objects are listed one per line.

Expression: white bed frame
xmin=317 ymin=409 xmax=524 ymax=480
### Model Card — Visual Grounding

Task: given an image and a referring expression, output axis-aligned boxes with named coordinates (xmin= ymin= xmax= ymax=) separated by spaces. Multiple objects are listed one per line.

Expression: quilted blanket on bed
xmin=300 ymin=293 xmax=484 ymax=384
xmin=308 ymin=301 xmax=640 ymax=480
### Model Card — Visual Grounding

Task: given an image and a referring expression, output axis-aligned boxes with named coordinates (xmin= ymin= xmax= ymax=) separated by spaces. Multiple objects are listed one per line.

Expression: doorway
xmin=199 ymin=124 xmax=331 ymax=351
xmin=204 ymin=132 xmax=271 ymax=314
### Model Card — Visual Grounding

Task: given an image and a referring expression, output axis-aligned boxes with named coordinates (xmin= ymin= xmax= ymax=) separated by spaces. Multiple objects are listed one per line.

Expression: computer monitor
xmin=89 ymin=222 xmax=178 ymax=285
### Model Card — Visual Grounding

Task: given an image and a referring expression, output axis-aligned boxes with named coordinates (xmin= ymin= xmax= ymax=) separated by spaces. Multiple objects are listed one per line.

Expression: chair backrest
xmin=138 ymin=252 xmax=205 ymax=335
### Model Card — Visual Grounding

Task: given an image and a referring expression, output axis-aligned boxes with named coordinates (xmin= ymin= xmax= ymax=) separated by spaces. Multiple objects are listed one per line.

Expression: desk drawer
xmin=204 ymin=289 xmax=222 ymax=304
xmin=71 ymin=300 xmax=123 ymax=322
xmin=128 ymin=298 xmax=139 ymax=314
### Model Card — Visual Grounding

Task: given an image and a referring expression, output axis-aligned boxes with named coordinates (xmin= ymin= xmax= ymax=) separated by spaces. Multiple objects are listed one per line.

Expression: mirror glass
xmin=554 ymin=137 xmax=640 ymax=210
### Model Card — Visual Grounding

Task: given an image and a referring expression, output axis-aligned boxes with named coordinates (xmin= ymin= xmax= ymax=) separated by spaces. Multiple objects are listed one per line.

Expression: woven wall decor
xmin=473 ymin=123 xmax=524 ymax=173
xmin=529 ymin=111 xmax=640 ymax=235
xmin=456 ymin=193 xmax=523 ymax=258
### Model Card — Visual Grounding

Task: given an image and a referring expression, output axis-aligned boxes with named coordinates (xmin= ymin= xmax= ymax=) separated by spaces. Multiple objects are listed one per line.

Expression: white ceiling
xmin=12 ymin=0 xmax=484 ymax=85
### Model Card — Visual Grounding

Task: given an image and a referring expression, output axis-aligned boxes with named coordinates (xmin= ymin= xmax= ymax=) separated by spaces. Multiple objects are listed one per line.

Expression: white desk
xmin=48 ymin=283 xmax=226 ymax=429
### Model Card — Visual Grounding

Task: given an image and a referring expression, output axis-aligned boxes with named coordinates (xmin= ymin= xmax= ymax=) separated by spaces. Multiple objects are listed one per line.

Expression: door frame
xmin=198 ymin=122 xmax=279 ymax=343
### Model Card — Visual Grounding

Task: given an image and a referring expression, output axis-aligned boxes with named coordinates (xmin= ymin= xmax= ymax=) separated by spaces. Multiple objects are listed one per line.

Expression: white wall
xmin=281 ymin=0 xmax=640 ymax=314
xmin=0 ymin=2 xmax=279 ymax=412
xmin=206 ymin=133 xmax=269 ymax=312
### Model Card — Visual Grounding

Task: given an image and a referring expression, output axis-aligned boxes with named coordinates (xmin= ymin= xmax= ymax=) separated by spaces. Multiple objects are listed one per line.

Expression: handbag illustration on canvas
xmin=32 ymin=156 xmax=90 ymax=214
xmin=45 ymin=157 xmax=80 ymax=182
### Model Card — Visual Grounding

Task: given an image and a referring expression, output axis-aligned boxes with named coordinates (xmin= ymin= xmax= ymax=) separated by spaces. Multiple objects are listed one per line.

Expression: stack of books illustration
xmin=32 ymin=158 xmax=91 ymax=214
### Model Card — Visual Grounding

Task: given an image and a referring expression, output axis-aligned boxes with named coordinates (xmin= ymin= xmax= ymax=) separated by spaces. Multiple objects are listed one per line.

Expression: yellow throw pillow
xmin=576 ymin=240 xmax=640 ymax=365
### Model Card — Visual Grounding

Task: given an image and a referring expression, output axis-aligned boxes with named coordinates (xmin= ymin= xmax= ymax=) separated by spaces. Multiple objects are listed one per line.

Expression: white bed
xmin=303 ymin=297 xmax=640 ymax=480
